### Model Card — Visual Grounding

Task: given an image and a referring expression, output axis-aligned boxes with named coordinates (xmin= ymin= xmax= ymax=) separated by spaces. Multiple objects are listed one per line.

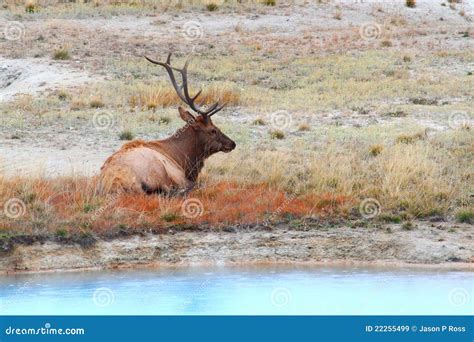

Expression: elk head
xmin=145 ymin=54 xmax=236 ymax=156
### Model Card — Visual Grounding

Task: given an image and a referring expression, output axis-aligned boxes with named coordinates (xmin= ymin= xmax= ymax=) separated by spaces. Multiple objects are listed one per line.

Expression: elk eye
xmin=211 ymin=129 xmax=217 ymax=135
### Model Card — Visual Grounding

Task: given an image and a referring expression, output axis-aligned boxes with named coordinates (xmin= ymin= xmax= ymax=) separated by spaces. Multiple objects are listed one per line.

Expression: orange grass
xmin=0 ymin=177 xmax=352 ymax=236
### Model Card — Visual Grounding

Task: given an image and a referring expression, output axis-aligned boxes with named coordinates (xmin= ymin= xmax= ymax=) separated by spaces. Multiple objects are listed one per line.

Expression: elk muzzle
xmin=220 ymin=134 xmax=236 ymax=153
xmin=222 ymin=140 xmax=236 ymax=153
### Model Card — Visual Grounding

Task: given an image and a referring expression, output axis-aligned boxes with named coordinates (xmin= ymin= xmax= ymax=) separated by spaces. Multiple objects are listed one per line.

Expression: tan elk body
xmin=99 ymin=54 xmax=236 ymax=194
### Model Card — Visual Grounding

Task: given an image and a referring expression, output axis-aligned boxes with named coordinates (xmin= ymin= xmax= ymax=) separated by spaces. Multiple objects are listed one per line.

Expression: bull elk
xmin=99 ymin=53 xmax=236 ymax=194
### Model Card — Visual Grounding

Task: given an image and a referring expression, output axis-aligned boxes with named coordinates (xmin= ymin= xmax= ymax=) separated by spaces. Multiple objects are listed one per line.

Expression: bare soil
xmin=1 ymin=221 xmax=472 ymax=274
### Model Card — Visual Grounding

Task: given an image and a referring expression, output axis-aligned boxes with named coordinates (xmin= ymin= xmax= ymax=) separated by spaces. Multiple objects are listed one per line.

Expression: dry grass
xmin=269 ymin=130 xmax=285 ymax=139
xmin=205 ymin=1 xmax=219 ymax=11
xmin=395 ymin=131 xmax=426 ymax=144
xmin=52 ymin=45 xmax=70 ymax=60
xmin=0 ymin=177 xmax=349 ymax=235
xmin=53 ymin=49 xmax=471 ymax=117
xmin=128 ymin=84 xmax=240 ymax=110
xmin=262 ymin=0 xmax=276 ymax=6
xmin=0 ymin=127 xmax=470 ymax=236
xmin=25 ymin=0 xmax=39 ymax=13
xmin=298 ymin=123 xmax=310 ymax=131
xmin=89 ymin=97 xmax=105 ymax=109
xmin=202 ymin=128 xmax=472 ymax=219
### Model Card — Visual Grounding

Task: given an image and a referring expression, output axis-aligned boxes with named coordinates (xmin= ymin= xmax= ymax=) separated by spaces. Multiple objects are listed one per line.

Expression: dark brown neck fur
xmin=152 ymin=126 xmax=210 ymax=182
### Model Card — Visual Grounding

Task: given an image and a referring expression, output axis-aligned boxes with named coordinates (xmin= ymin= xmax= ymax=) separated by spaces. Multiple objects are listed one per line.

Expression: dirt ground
xmin=1 ymin=220 xmax=473 ymax=274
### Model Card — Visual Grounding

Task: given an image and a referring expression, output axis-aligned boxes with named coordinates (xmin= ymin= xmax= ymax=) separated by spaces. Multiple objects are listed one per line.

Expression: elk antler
xmin=145 ymin=53 xmax=225 ymax=119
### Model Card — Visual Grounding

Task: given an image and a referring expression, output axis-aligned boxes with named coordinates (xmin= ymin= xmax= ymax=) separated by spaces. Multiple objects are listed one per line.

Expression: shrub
xmin=206 ymin=2 xmax=218 ymax=11
xmin=263 ymin=0 xmax=276 ymax=6
xmin=369 ymin=144 xmax=383 ymax=157
xmin=381 ymin=40 xmax=393 ymax=47
xmin=379 ymin=214 xmax=402 ymax=224
xmin=298 ymin=123 xmax=310 ymax=131
xmin=53 ymin=47 xmax=70 ymax=60
xmin=270 ymin=130 xmax=285 ymax=139
xmin=89 ymin=98 xmax=105 ymax=109
xmin=58 ymin=90 xmax=69 ymax=101
xmin=55 ymin=229 xmax=67 ymax=237
xmin=396 ymin=132 xmax=425 ymax=144
xmin=455 ymin=209 xmax=473 ymax=224
xmin=410 ymin=98 xmax=438 ymax=105
xmin=146 ymin=102 xmax=157 ymax=110
xmin=253 ymin=118 xmax=266 ymax=126
xmin=385 ymin=110 xmax=407 ymax=117
xmin=70 ymin=100 xmax=86 ymax=111
xmin=161 ymin=212 xmax=178 ymax=222
xmin=25 ymin=0 xmax=38 ymax=13
xmin=119 ymin=130 xmax=135 ymax=141
xmin=83 ymin=204 xmax=96 ymax=213
xmin=405 ymin=0 xmax=416 ymax=8
xmin=159 ymin=116 xmax=171 ymax=125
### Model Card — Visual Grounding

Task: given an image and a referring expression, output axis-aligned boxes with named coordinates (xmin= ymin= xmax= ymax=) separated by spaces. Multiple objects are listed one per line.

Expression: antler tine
xmin=191 ymin=89 xmax=202 ymax=102
xmin=144 ymin=56 xmax=188 ymax=104
xmin=205 ymin=102 xmax=220 ymax=114
xmin=208 ymin=103 xmax=226 ymax=117
xmin=145 ymin=53 xmax=226 ymax=118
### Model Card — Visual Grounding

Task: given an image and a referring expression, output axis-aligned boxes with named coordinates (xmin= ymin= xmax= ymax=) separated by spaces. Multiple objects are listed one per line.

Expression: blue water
xmin=0 ymin=265 xmax=472 ymax=315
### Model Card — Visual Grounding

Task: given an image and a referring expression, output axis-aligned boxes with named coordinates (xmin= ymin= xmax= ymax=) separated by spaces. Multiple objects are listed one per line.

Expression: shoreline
xmin=2 ymin=259 xmax=472 ymax=276
xmin=1 ymin=221 xmax=472 ymax=275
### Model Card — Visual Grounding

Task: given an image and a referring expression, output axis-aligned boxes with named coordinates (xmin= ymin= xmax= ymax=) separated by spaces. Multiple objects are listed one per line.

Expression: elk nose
xmin=229 ymin=141 xmax=236 ymax=150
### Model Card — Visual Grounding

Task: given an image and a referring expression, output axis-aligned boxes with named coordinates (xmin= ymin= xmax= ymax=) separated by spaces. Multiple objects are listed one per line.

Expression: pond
xmin=0 ymin=265 xmax=472 ymax=315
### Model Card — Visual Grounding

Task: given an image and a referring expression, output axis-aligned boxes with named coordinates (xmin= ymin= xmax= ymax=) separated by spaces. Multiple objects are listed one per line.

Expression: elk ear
xmin=178 ymin=106 xmax=196 ymax=124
